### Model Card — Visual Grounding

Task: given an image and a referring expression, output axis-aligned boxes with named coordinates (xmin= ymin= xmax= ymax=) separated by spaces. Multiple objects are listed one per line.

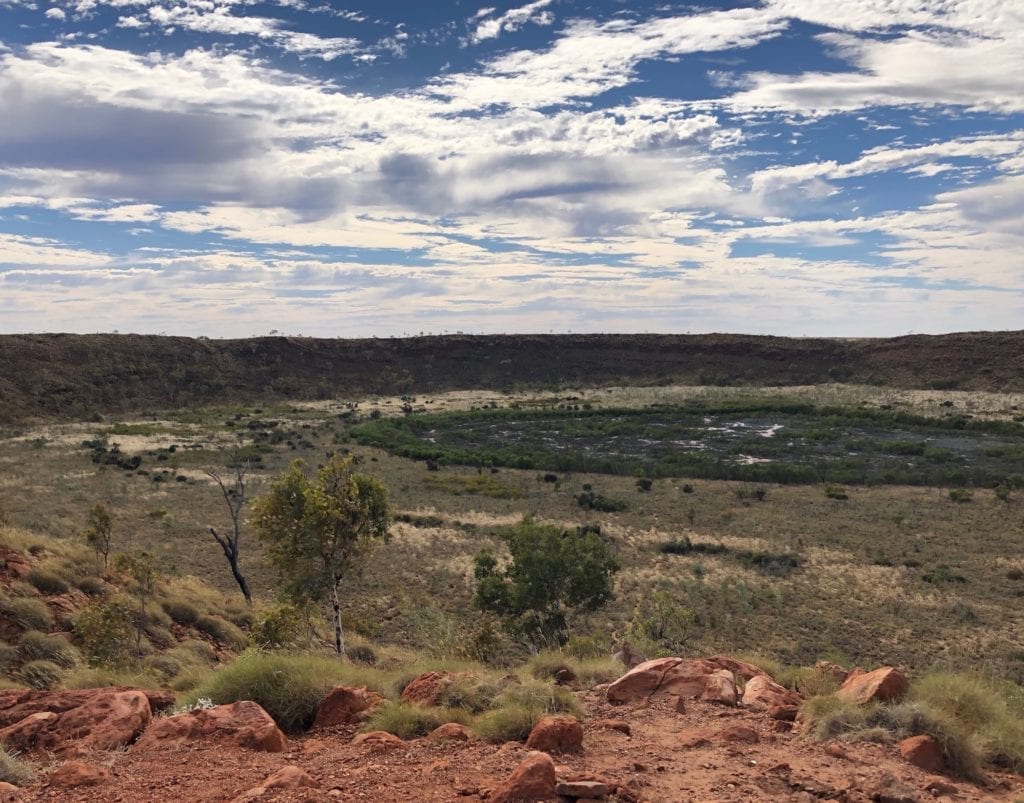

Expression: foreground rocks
xmin=0 ymin=688 xmax=158 ymax=755
xmin=606 ymin=656 xmax=770 ymax=706
xmin=134 ymin=701 xmax=287 ymax=753
xmin=836 ymin=666 xmax=909 ymax=704
xmin=488 ymin=751 xmax=557 ymax=803
xmin=311 ymin=685 xmax=385 ymax=729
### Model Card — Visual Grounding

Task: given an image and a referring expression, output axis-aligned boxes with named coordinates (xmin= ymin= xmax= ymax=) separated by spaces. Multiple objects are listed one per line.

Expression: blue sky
xmin=0 ymin=0 xmax=1021 ymax=337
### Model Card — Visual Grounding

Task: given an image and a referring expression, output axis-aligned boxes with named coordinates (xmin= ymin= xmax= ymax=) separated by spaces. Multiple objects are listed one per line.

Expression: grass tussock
xmin=0 ymin=596 xmax=54 ymax=632
xmin=17 ymin=631 xmax=80 ymax=668
xmin=183 ymin=651 xmax=391 ymax=732
xmin=193 ymin=615 xmax=248 ymax=651
xmin=363 ymin=701 xmax=470 ymax=739
xmin=0 ymin=748 xmax=34 ymax=786
xmin=60 ymin=666 xmax=163 ymax=690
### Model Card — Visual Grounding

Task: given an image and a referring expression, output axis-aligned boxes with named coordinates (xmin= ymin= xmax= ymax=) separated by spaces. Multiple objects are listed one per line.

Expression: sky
xmin=0 ymin=0 xmax=1022 ymax=338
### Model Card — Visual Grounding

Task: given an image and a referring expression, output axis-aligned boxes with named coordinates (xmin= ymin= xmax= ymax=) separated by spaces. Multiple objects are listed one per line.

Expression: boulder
xmin=429 ymin=722 xmax=471 ymax=742
xmin=260 ymin=766 xmax=319 ymax=790
xmin=768 ymin=705 xmax=799 ymax=722
xmin=352 ymin=730 xmax=405 ymax=750
xmin=700 ymin=669 xmax=737 ymax=706
xmin=898 ymin=735 xmax=943 ymax=773
xmin=555 ymin=779 xmax=610 ymax=798
xmin=488 ymin=751 xmax=557 ymax=802
xmin=48 ymin=761 xmax=112 ymax=788
xmin=741 ymin=675 xmax=802 ymax=710
xmin=400 ymin=671 xmax=469 ymax=706
xmin=836 ymin=667 xmax=908 ymax=705
xmin=607 ymin=657 xmax=758 ymax=704
xmin=0 ymin=687 xmax=173 ymax=727
xmin=134 ymin=701 xmax=286 ymax=753
xmin=311 ymin=685 xmax=385 ymax=729
xmin=525 ymin=715 xmax=583 ymax=753
xmin=0 ymin=689 xmax=153 ymax=755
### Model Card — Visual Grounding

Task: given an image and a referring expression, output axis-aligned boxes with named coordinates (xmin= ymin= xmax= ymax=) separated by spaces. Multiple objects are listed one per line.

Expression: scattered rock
xmin=866 ymin=770 xmax=920 ymax=803
xmin=836 ymin=667 xmax=908 ymax=705
xmin=768 ymin=705 xmax=799 ymax=722
xmin=526 ymin=715 xmax=584 ymax=753
xmin=48 ymin=761 xmax=112 ymax=788
xmin=311 ymin=685 xmax=385 ymax=729
xmin=898 ymin=735 xmax=943 ymax=773
xmin=135 ymin=701 xmax=286 ymax=753
xmin=0 ymin=689 xmax=153 ymax=754
xmin=923 ymin=778 xmax=959 ymax=796
xmin=718 ymin=724 xmax=760 ymax=744
xmin=741 ymin=675 xmax=802 ymax=710
xmin=260 ymin=766 xmax=318 ymax=790
xmin=700 ymin=669 xmax=738 ymax=706
xmin=400 ymin=671 xmax=469 ymax=706
xmin=591 ymin=719 xmax=630 ymax=736
xmin=429 ymin=722 xmax=471 ymax=742
xmin=352 ymin=730 xmax=405 ymax=750
xmin=555 ymin=779 xmax=610 ymax=798
xmin=488 ymin=751 xmax=557 ymax=802
xmin=607 ymin=657 xmax=760 ymax=704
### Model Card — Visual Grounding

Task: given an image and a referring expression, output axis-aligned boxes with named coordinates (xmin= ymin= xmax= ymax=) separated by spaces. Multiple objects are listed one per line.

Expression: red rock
xmin=48 ymin=761 xmax=112 ymax=788
xmin=488 ymin=751 xmax=557 ymax=802
xmin=705 ymin=656 xmax=767 ymax=681
xmin=700 ymin=669 xmax=737 ymax=706
xmin=607 ymin=657 xmax=759 ymax=704
xmin=525 ymin=715 xmax=583 ymax=753
xmin=352 ymin=730 xmax=405 ymax=749
xmin=592 ymin=719 xmax=630 ymax=736
xmin=429 ymin=722 xmax=471 ymax=741
xmin=400 ymin=671 xmax=469 ymax=706
xmin=311 ymin=685 xmax=385 ymax=729
xmin=836 ymin=667 xmax=908 ymax=705
xmin=770 ymin=720 xmax=793 ymax=733
xmin=768 ymin=705 xmax=799 ymax=722
xmin=0 ymin=689 xmax=153 ymax=755
xmin=717 ymin=724 xmax=760 ymax=744
xmin=741 ymin=675 xmax=802 ymax=710
xmin=135 ymin=701 xmax=286 ymax=752
xmin=261 ymin=766 xmax=318 ymax=790
xmin=0 ymin=687 xmax=173 ymax=727
xmin=898 ymin=734 xmax=943 ymax=773
xmin=555 ymin=779 xmax=610 ymax=797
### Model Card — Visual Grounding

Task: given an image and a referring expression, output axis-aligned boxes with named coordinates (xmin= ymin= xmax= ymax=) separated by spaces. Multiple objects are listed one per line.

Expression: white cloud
xmin=469 ymin=0 xmax=554 ymax=45
xmin=44 ymin=7 xmax=65 ymax=20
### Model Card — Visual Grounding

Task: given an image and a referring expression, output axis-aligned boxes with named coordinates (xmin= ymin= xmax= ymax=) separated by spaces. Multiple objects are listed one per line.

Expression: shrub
xmin=824 ymin=484 xmax=849 ymax=500
xmin=161 ymin=598 xmax=200 ymax=626
xmin=1 ymin=597 xmax=54 ymax=631
xmin=195 ymin=615 xmax=248 ymax=651
xmin=27 ymin=568 xmax=70 ymax=595
xmin=250 ymin=604 xmax=304 ymax=649
xmin=495 ymin=679 xmax=582 ymax=717
xmin=436 ymin=676 xmax=502 ymax=714
xmin=0 ymin=748 xmax=34 ymax=786
xmin=363 ymin=701 xmax=470 ymax=739
xmin=0 ymin=641 xmax=18 ymax=672
xmin=61 ymin=666 xmax=162 ymax=690
xmin=564 ymin=635 xmax=607 ymax=660
xmin=183 ymin=651 xmax=386 ymax=732
xmin=922 ymin=565 xmax=967 ymax=584
xmin=17 ymin=631 xmax=79 ymax=668
xmin=20 ymin=659 xmax=62 ymax=690
xmin=170 ymin=639 xmax=217 ymax=665
xmin=636 ymin=478 xmax=653 ymax=492
xmin=574 ymin=490 xmax=627 ymax=512
xmin=948 ymin=488 xmax=973 ymax=503
xmin=74 ymin=598 xmax=135 ymax=668
xmin=348 ymin=645 xmax=377 ymax=665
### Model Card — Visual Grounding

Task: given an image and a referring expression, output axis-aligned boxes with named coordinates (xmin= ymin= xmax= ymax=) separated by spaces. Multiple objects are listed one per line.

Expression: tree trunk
xmin=330 ymin=581 xmax=346 ymax=656
xmin=227 ymin=550 xmax=253 ymax=605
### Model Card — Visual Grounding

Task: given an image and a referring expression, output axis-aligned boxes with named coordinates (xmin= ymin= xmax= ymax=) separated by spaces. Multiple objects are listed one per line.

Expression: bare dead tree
xmin=206 ymin=462 xmax=253 ymax=605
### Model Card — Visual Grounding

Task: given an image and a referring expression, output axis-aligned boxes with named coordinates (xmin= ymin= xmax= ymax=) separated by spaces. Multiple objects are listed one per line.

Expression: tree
xmin=206 ymin=461 xmax=253 ymax=605
xmin=115 ymin=550 xmax=159 ymax=659
xmin=251 ymin=455 xmax=389 ymax=656
xmin=84 ymin=503 xmax=113 ymax=571
xmin=473 ymin=517 xmax=619 ymax=650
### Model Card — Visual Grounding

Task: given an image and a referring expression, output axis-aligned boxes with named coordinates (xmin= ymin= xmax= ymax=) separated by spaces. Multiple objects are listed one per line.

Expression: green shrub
xmin=17 ymin=631 xmax=79 ymax=668
xmin=27 ymin=568 xmax=70 ymax=595
xmin=495 ymin=679 xmax=582 ymax=717
xmin=348 ymin=645 xmax=377 ymax=665
xmin=436 ymin=676 xmax=502 ymax=714
xmin=145 ymin=654 xmax=182 ymax=679
xmin=363 ymin=701 xmax=470 ymax=739
xmin=74 ymin=598 xmax=135 ymax=668
xmin=250 ymin=604 xmax=304 ymax=649
xmin=169 ymin=639 xmax=217 ymax=665
xmin=183 ymin=651 xmax=386 ymax=732
xmin=1 ymin=597 xmax=54 ymax=631
xmin=194 ymin=615 xmax=248 ymax=651
xmin=0 ymin=748 xmax=34 ymax=786
xmin=563 ymin=635 xmax=607 ymax=660
xmin=525 ymin=651 xmax=575 ymax=681
xmin=20 ymin=659 xmax=62 ymax=690
xmin=948 ymin=488 xmax=973 ymax=503
xmin=573 ymin=657 xmax=622 ymax=686
xmin=60 ymin=666 xmax=161 ymax=690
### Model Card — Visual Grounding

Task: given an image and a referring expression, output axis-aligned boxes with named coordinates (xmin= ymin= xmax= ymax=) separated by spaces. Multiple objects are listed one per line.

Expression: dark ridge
xmin=0 ymin=331 xmax=1020 ymax=425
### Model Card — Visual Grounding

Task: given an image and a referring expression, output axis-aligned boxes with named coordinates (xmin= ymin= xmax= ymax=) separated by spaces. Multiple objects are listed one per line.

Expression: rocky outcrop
xmin=311 ymin=685 xmax=385 ymax=729
xmin=0 ymin=688 xmax=155 ymax=755
xmin=488 ymin=751 xmax=557 ymax=802
xmin=134 ymin=701 xmax=286 ymax=753
xmin=607 ymin=657 xmax=762 ymax=705
xmin=836 ymin=667 xmax=908 ymax=705
xmin=48 ymin=761 xmax=112 ymax=789
xmin=525 ymin=715 xmax=584 ymax=753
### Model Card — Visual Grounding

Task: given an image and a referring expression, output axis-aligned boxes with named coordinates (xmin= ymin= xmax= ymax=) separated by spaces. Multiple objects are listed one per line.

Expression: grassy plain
xmin=1 ymin=383 xmax=1022 ymax=679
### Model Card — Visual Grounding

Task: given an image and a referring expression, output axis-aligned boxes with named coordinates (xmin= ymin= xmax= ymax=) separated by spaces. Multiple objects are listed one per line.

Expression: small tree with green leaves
xmin=84 ymin=503 xmax=113 ymax=571
xmin=473 ymin=517 xmax=619 ymax=650
xmin=251 ymin=455 xmax=389 ymax=656
xmin=115 ymin=551 xmax=159 ymax=658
